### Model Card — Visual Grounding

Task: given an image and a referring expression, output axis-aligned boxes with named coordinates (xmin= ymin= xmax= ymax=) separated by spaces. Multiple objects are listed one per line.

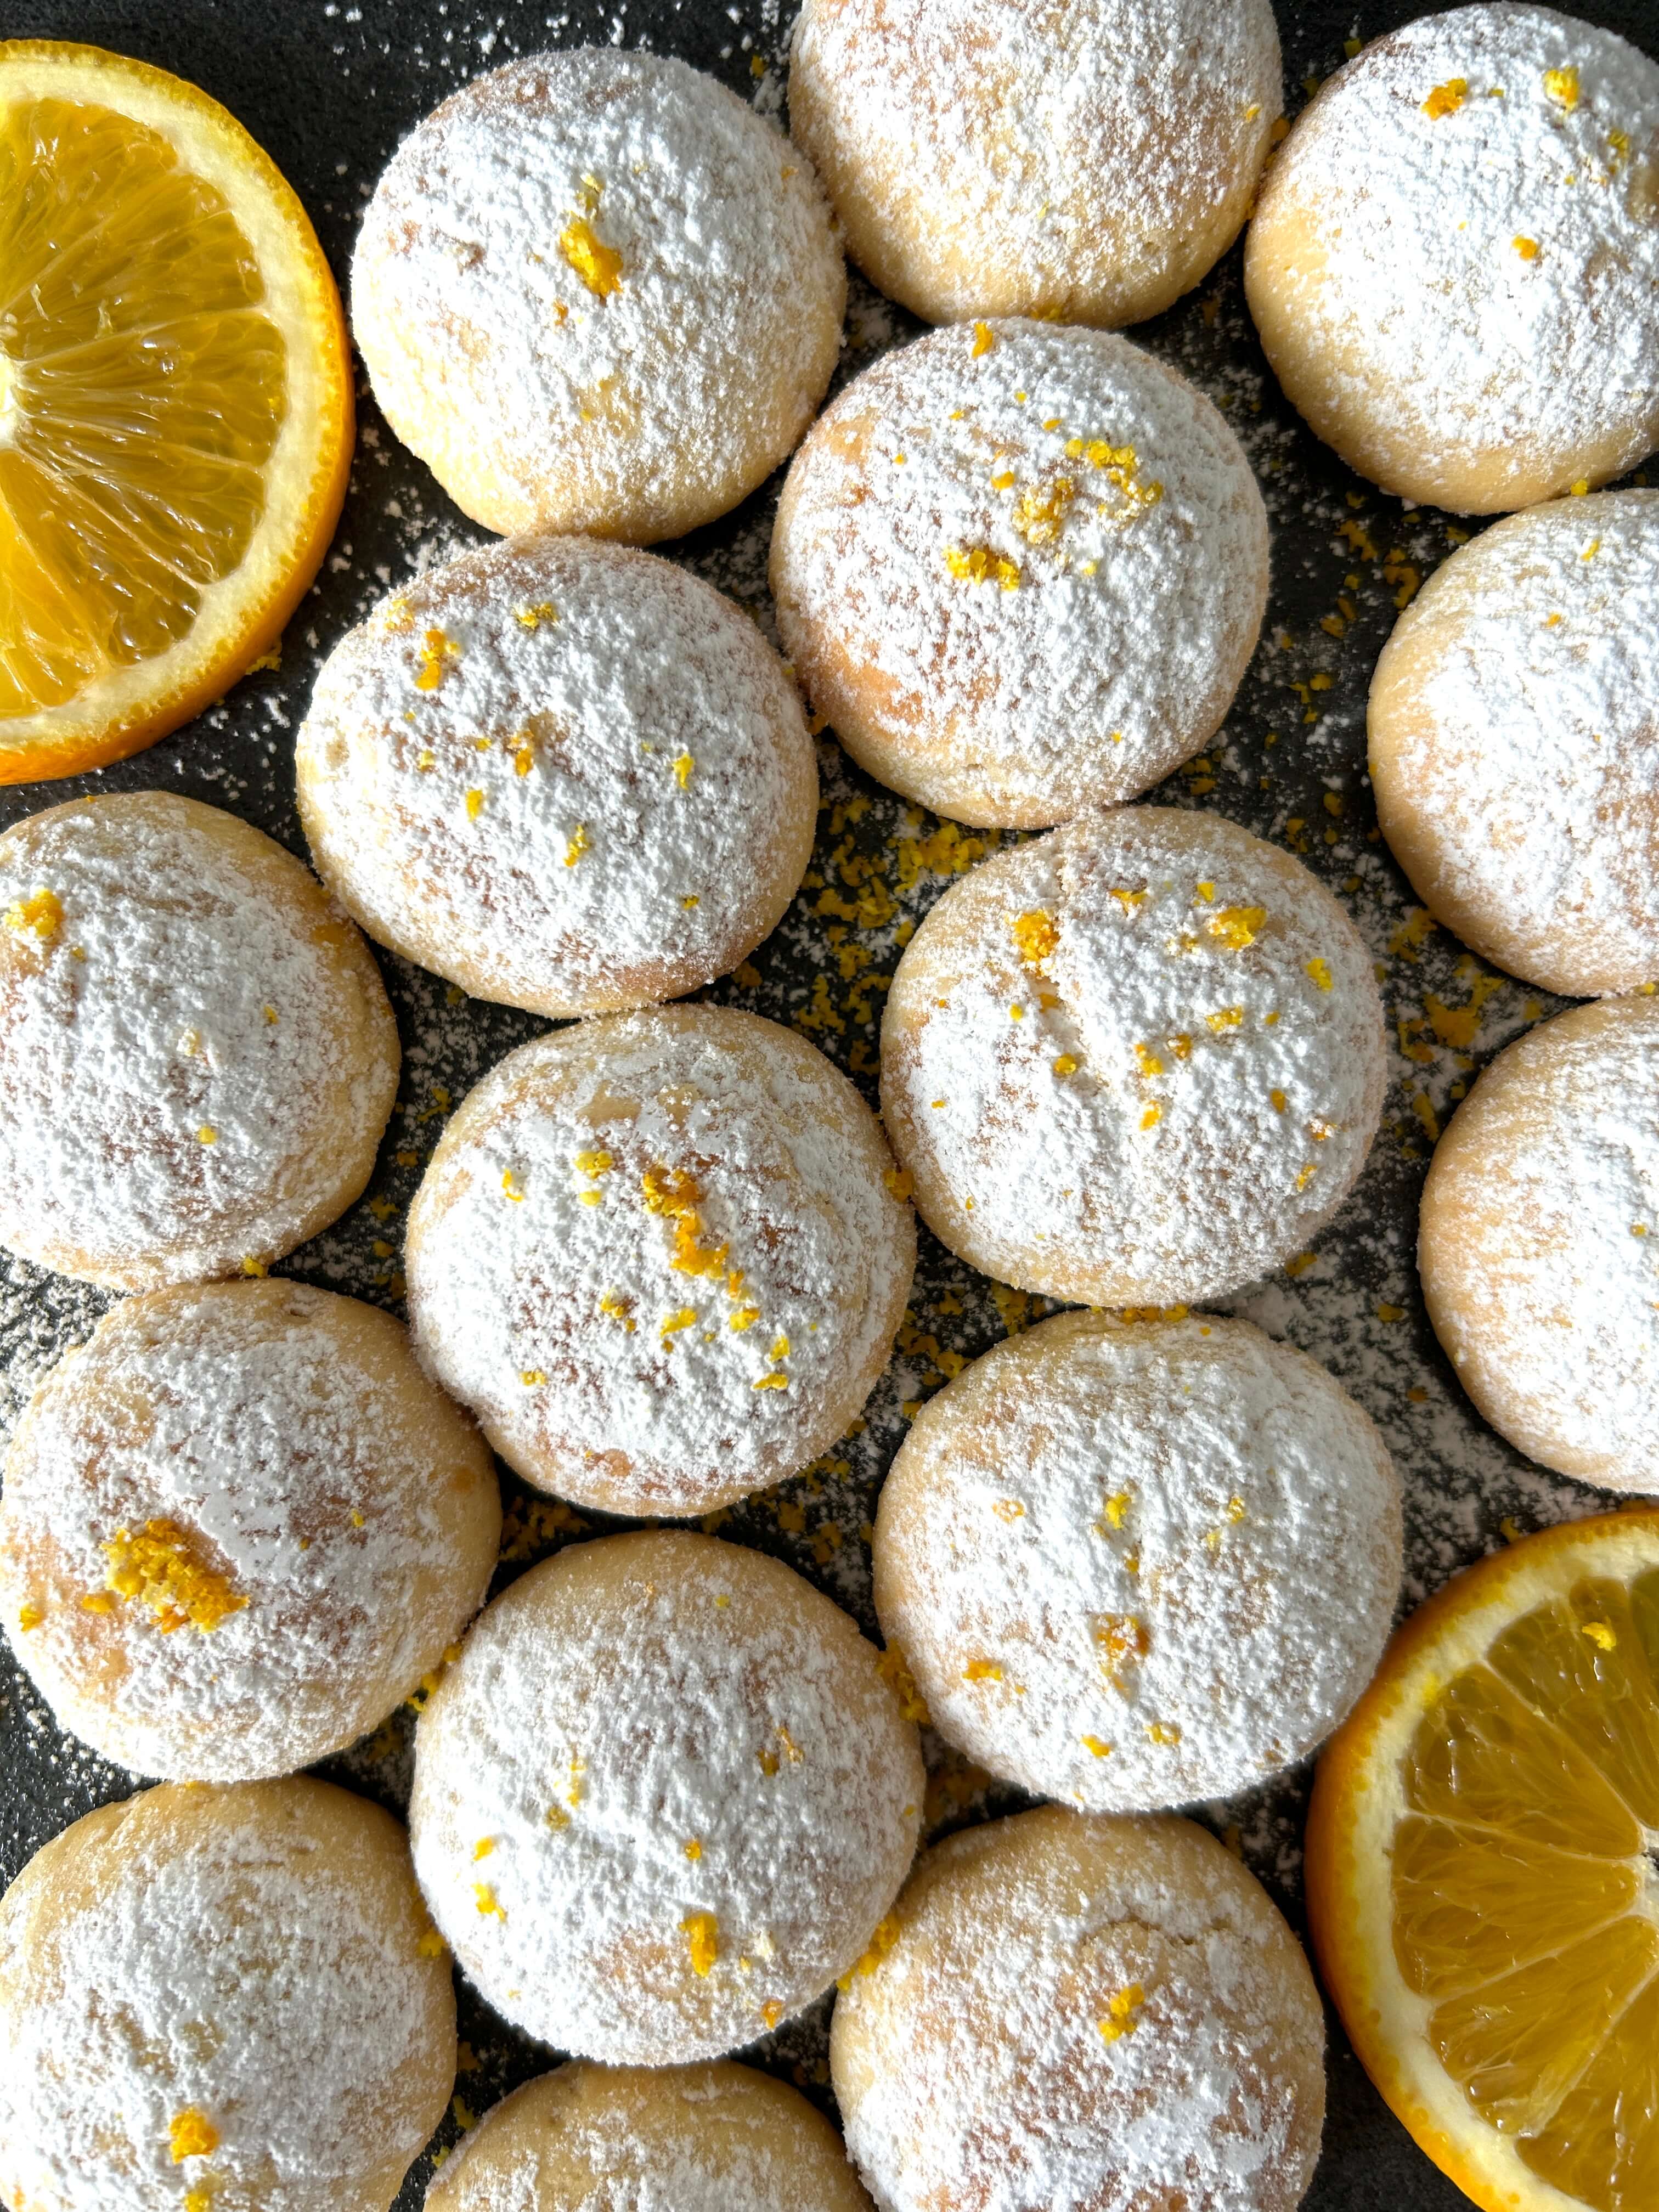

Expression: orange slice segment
xmin=0 ymin=41 xmax=352 ymax=782
xmin=1307 ymin=1509 xmax=1659 ymax=2212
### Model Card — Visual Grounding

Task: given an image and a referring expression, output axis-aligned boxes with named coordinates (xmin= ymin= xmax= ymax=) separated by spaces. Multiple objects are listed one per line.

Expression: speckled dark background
xmin=2 ymin=1 xmax=1656 ymax=2204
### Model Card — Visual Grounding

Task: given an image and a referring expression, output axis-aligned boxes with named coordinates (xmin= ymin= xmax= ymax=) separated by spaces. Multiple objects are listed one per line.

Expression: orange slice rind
xmin=0 ymin=40 xmax=352 ymax=782
xmin=1307 ymin=1508 xmax=1659 ymax=2212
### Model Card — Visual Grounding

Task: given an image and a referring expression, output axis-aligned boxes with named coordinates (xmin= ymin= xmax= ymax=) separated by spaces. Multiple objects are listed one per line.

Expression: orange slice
xmin=1307 ymin=1509 xmax=1659 ymax=2212
xmin=0 ymin=41 xmax=352 ymax=782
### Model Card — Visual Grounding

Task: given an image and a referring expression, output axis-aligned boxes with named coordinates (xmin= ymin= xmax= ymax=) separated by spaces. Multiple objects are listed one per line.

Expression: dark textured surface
xmin=1 ymin=1 xmax=1655 ymax=2204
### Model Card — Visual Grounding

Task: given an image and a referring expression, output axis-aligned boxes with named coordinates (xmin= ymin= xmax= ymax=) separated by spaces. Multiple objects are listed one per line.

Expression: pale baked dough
xmin=1370 ymin=489 xmax=1659 ymax=998
xmin=874 ymin=1310 xmax=1402 ymax=1810
xmin=425 ymin=2060 xmax=871 ymax=2212
xmin=0 ymin=1778 xmax=454 ymax=2212
xmin=353 ymin=49 xmax=844 ymax=542
xmin=788 ymin=0 xmax=1281 ymax=328
xmin=771 ymin=320 xmax=1268 ymax=828
xmin=1419 ymin=994 xmax=1658 ymax=1491
xmin=830 ymin=1804 xmax=1325 ymax=2212
xmin=404 ymin=1005 xmax=915 ymax=1516
xmin=298 ymin=534 xmax=816 ymax=1016
xmin=0 ymin=1280 xmax=500 ymax=1782
xmin=881 ymin=806 xmax=1386 ymax=1305
xmin=1245 ymin=4 xmax=1659 ymax=512
xmin=408 ymin=1530 xmax=924 ymax=2063
xmin=0 ymin=791 xmax=398 ymax=1289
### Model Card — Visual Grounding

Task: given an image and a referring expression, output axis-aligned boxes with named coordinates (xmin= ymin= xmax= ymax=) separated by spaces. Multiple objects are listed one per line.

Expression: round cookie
xmin=0 ymin=1778 xmax=454 ymax=2212
xmin=405 ymin=1005 xmax=915 ymax=1516
xmin=0 ymin=791 xmax=398 ymax=1290
xmin=297 ymin=535 xmax=816 ymax=1017
xmin=770 ymin=320 xmax=1269 ymax=828
xmin=787 ymin=0 xmax=1281 ymax=329
xmin=881 ymin=806 xmax=1387 ymax=1306
xmin=425 ymin=2061 xmax=872 ymax=2212
xmin=874 ymin=1311 xmax=1402 ymax=1810
xmin=0 ymin=1280 xmax=501 ymax=1783
xmin=1245 ymin=4 xmax=1659 ymax=513
xmin=353 ymin=50 xmax=844 ymax=543
xmin=830 ymin=1804 xmax=1326 ymax=2212
xmin=1419 ymin=994 xmax=1659 ymax=1491
xmin=408 ymin=1529 xmax=924 ymax=2063
xmin=1370 ymin=489 xmax=1659 ymax=998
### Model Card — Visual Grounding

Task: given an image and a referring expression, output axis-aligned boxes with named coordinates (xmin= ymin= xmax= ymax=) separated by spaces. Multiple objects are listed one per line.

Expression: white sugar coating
xmin=405 ymin=1005 xmax=915 ymax=1516
xmin=1420 ymin=994 xmax=1659 ymax=1492
xmin=1370 ymin=489 xmax=1659 ymax=999
xmin=408 ymin=1530 xmax=925 ymax=2063
xmin=0 ymin=1779 xmax=454 ymax=2212
xmin=0 ymin=791 xmax=398 ymax=1291
xmin=787 ymin=0 xmax=1281 ymax=329
xmin=830 ymin=1806 xmax=1325 ymax=2212
xmin=297 ymin=535 xmax=817 ymax=1018
xmin=881 ymin=808 xmax=1387 ymax=1306
xmin=874 ymin=1312 xmax=1402 ymax=1812
xmin=424 ymin=2060 xmax=874 ymax=2212
xmin=352 ymin=49 xmax=845 ymax=543
xmin=770 ymin=320 xmax=1269 ymax=829
xmin=0 ymin=1281 xmax=500 ymax=1782
xmin=1245 ymin=3 xmax=1659 ymax=511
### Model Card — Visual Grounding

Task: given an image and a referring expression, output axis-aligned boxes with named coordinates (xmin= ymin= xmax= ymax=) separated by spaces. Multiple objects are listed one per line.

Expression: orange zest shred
xmin=1097 ymin=1983 xmax=1147 ymax=2042
xmin=682 ymin=1910 xmax=719 ymax=1976
xmin=1207 ymin=905 xmax=1267 ymax=950
xmin=560 ymin=216 xmax=623 ymax=297
xmin=837 ymin=1910 xmax=901 ymax=1990
xmin=944 ymin=544 xmax=1021 ymax=590
xmin=169 ymin=2109 xmax=219 ymax=2163
xmin=1421 ymin=76 xmax=1468 ymax=116
xmin=103 ymin=1522 xmax=247 ymax=1634
xmin=878 ymin=1638 xmax=932 ymax=1725
xmin=4 ymin=887 xmax=61 ymax=940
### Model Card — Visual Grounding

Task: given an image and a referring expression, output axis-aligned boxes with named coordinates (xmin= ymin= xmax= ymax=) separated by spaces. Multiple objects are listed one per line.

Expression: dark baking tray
xmin=3 ymin=1 xmax=1655 ymax=2203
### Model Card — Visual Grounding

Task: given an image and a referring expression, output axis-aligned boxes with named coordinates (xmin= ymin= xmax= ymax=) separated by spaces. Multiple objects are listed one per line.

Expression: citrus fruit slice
xmin=1307 ymin=1509 xmax=1659 ymax=2212
xmin=0 ymin=41 xmax=352 ymax=782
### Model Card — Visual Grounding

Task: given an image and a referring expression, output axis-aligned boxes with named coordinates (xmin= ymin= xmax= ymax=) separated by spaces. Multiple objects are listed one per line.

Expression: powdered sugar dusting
xmin=298 ymin=535 xmax=815 ymax=1014
xmin=771 ymin=320 xmax=1269 ymax=825
xmin=352 ymin=48 xmax=844 ymax=539
xmin=409 ymin=1531 xmax=924 ymax=2062
xmin=788 ymin=0 xmax=1280 ymax=325
xmin=882 ymin=808 xmax=1387 ymax=1305
xmin=876 ymin=1312 xmax=1402 ymax=1810
xmin=1420 ymin=995 xmax=1659 ymax=1491
xmin=1250 ymin=3 xmax=1659 ymax=494
xmin=0 ymin=1281 xmax=498 ymax=1782
xmin=1372 ymin=488 xmax=1659 ymax=997
xmin=0 ymin=792 xmax=397 ymax=1289
xmin=831 ymin=1807 xmax=1323 ymax=2212
xmin=406 ymin=1006 xmax=915 ymax=1514
xmin=0 ymin=1781 xmax=449 ymax=2212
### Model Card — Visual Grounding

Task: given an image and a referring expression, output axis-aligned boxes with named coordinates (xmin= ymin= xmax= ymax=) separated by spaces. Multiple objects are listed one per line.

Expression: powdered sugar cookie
xmin=353 ymin=50 xmax=844 ymax=543
xmin=409 ymin=1530 xmax=924 ymax=2063
xmin=830 ymin=1804 xmax=1325 ymax=2212
xmin=0 ymin=1778 xmax=454 ymax=2212
xmin=0 ymin=792 xmax=398 ymax=1290
xmin=0 ymin=1280 xmax=500 ymax=1783
xmin=875 ymin=1311 xmax=1402 ymax=1810
xmin=1370 ymin=490 xmax=1659 ymax=998
xmin=881 ymin=807 xmax=1387 ymax=1306
xmin=405 ymin=1006 xmax=915 ymax=1517
xmin=298 ymin=535 xmax=816 ymax=1017
xmin=771 ymin=321 xmax=1268 ymax=829
xmin=1245 ymin=4 xmax=1659 ymax=512
xmin=788 ymin=0 xmax=1281 ymax=329
xmin=1420 ymin=995 xmax=1659 ymax=1491
xmin=425 ymin=2060 xmax=872 ymax=2212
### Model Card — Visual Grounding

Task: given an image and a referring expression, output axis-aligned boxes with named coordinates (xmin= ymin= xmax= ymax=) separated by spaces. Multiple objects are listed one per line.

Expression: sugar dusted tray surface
xmin=3 ymin=2 xmax=1655 ymax=2208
